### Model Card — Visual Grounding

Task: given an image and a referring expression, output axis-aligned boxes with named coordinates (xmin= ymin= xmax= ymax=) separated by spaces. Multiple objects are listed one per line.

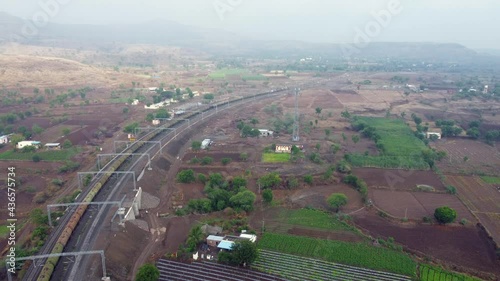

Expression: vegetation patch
xmin=0 ymin=147 xmax=81 ymax=161
xmin=281 ymin=209 xmax=357 ymax=233
xmin=347 ymin=117 xmax=432 ymax=169
xmin=0 ymin=224 xmax=9 ymax=238
xmin=419 ymin=264 xmax=481 ymax=281
xmin=262 ymin=153 xmax=290 ymax=163
xmin=258 ymin=233 xmax=416 ymax=277
xmin=480 ymin=176 xmax=500 ymax=184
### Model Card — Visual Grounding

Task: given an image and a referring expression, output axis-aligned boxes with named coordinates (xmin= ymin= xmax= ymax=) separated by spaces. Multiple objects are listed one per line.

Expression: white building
xmin=426 ymin=132 xmax=442 ymax=140
xmin=258 ymin=129 xmax=274 ymax=137
xmin=201 ymin=139 xmax=212 ymax=150
xmin=0 ymin=135 xmax=9 ymax=144
xmin=17 ymin=141 xmax=41 ymax=149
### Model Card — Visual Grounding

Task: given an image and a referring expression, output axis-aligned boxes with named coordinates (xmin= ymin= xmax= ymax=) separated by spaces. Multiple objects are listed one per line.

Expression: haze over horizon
xmin=1 ymin=0 xmax=499 ymax=50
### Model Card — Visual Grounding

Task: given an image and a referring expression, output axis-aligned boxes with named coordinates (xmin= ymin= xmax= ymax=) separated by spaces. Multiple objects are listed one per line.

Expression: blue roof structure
xmin=217 ymin=240 xmax=234 ymax=250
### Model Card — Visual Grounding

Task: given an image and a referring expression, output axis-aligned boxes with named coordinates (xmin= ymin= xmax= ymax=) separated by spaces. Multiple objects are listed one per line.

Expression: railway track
xmin=20 ymin=86 xmax=294 ymax=281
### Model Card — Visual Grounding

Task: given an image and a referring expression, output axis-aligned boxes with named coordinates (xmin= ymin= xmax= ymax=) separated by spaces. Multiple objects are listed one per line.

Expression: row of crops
xmin=419 ymin=265 xmax=482 ymax=281
xmin=257 ymin=233 xmax=417 ymax=277
xmin=347 ymin=116 xmax=431 ymax=169
xmin=253 ymin=250 xmax=412 ymax=281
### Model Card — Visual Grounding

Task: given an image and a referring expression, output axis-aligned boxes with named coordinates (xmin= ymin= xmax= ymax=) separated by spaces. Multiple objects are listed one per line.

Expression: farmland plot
xmin=446 ymin=175 xmax=500 ymax=244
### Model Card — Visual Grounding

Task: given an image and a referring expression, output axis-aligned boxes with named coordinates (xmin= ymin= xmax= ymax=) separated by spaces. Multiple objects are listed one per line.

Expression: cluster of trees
xmin=466 ymin=120 xmax=481 ymax=139
xmin=237 ymin=121 xmax=260 ymax=138
xmin=146 ymin=108 xmax=171 ymax=122
xmin=485 ymin=130 xmax=500 ymax=144
xmin=391 ymin=76 xmax=410 ymax=84
xmin=179 ymin=172 xmax=256 ymax=213
xmin=343 ymin=174 xmax=368 ymax=202
xmin=218 ymin=240 xmax=258 ymax=266
xmin=435 ymin=119 xmax=463 ymax=137
xmin=351 ymin=119 xmax=384 ymax=152
xmin=123 ymin=122 xmax=139 ymax=133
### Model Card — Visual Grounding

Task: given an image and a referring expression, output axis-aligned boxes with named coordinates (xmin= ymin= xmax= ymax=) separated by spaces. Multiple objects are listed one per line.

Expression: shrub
xmin=200 ymin=156 xmax=213 ymax=165
xmin=32 ymin=154 xmax=41 ymax=162
xmin=262 ymin=189 xmax=273 ymax=203
xmin=221 ymin=158 xmax=231 ymax=165
xmin=197 ymin=174 xmax=207 ymax=184
xmin=434 ymin=206 xmax=457 ymax=224
xmin=327 ymin=193 xmax=348 ymax=212
xmin=303 ymin=174 xmax=313 ymax=185
xmin=176 ymin=169 xmax=196 ymax=183
xmin=446 ymin=185 xmax=457 ymax=194
xmin=459 ymin=218 xmax=468 ymax=225
xmin=240 ymin=153 xmax=249 ymax=161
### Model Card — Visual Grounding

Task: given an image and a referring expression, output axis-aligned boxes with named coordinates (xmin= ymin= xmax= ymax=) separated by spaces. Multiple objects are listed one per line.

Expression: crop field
xmin=0 ymin=147 xmax=81 ymax=161
xmin=258 ymin=233 xmax=417 ymax=277
xmin=254 ymin=250 xmax=412 ymax=281
xmin=353 ymin=168 xmax=446 ymax=191
xmin=445 ymin=175 xmax=500 ymax=244
xmin=431 ymin=139 xmax=500 ymax=175
xmin=280 ymin=208 xmax=357 ymax=232
xmin=262 ymin=153 xmax=290 ymax=163
xmin=480 ymin=176 xmax=500 ymax=184
xmin=347 ymin=117 xmax=430 ymax=169
xmin=208 ymin=68 xmax=267 ymax=80
xmin=371 ymin=189 xmax=475 ymax=221
xmin=419 ymin=265 xmax=481 ymax=281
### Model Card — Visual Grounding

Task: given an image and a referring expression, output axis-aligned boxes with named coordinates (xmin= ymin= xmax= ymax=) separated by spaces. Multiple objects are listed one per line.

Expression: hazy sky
xmin=2 ymin=0 xmax=499 ymax=49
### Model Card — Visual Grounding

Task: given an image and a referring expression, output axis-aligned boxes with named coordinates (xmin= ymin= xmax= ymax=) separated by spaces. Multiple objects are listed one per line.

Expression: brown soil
xmin=183 ymin=152 xmax=242 ymax=162
xmin=354 ymin=168 xmax=446 ymax=191
xmin=371 ymin=189 xmax=476 ymax=221
xmin=354 ymin=210 xmax=500 ymax=277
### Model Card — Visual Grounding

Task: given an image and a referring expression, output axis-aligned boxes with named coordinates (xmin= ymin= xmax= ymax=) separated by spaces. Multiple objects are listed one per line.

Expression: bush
xmin=221 ymin=158 xmax=231 ymax=165
xmin=446 ymin=185 xmax=457 ymax=194
xmin=303 ymin=174 xmax=313 ymax=185
xmin=262 ymin=189 xmax=273 ymax=203
xmin=422 ymin=216 xmax=432 ymax=223
xmin=327 ymin=193 xmax=348 ymax=212
xmin=239 ymin=153 xmax=249 ymax=161
xmin=135 ymin=263 xmax=160 ymax=281
xmin=197 ymin=174 xmax=207 ymax=184
xmin=32 ymin=154 xmax=41 ymax=162
xmin=200 ymin=157 xmax=213 ymax=165
xmin=176 ymin=169 xmax=196 ymax=183
xmin=434 ymin=206 xmax=457 ymax=224
xmin=51 ymin=179 xmax=64 ymax=186
xmin=58 ymin=161 xmax=80 ymax=173
xmin=191 ymin=141 xmax=202 ymax=150
xmin=459 ymin=218 xmax=468 ymax=225
xmin=63 ymin=139 xmax=72 ymax=149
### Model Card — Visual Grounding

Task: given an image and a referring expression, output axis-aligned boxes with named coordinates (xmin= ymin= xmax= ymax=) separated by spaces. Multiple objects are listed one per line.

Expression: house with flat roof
xmin=0 ymin=135 xmax=10 ymax=144
xmin=45 ymin=143 xmax=61 ymax=150
xmin=17 ymin=141 xmax=41 ymax=149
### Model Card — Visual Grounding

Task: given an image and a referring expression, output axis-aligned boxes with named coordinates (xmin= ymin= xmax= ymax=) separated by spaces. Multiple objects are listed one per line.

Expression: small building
xmin=45 ymin=143 xmax=61 ymax=150
xmin=148 ymin=87 xmax=158 ymax=92
xmin=0 ymin=135 xmax=9 ymax=144
xmin=201 ymin=139 xmax=212 ymax=150
xmin=206 ymin=235 xmax=224 ymax=247
xmin=258 ymin=129 xmax=274 ymax=137
xmin=17 ymin=141 xmax=41 ymax=149
xmin=152 ymin=119 xmax=161 ymax=126
xmin=275 ymin=144 xmax=292 ymax=153
xmin=426 ymin=132 xmax=442 ymax=140
xmin=217 ymin=240 xmax=234 ymax=251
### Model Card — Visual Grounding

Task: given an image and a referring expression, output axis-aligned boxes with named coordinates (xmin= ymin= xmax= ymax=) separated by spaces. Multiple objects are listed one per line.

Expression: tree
xmin=32 ymin=124 xmax=44 ymax=136
xmin=146 ymin=113 xmax=155 ymax=122
xmin=186 ymin=225 xmax=203 ymax=252
xmin=341 ymin=133 xmax=347 ymax=142
xmin=315 ymin=107 xmax=322 ymax=115
xmin=187 ymin=87 xmax=194 ymax=99
xmin=262 ymin=189 xmax=273 ymax=203
xmin=258 ymin=172 xmax=281 ymax=189
xmin=32 ymin=154 xmax=41 ymax=162
xmin=204 ymin=93 xmax=215 ymax=101
xmin=303 ymin=174 xmax=313 ymax=185
xmin=229 ymin=190 xmax=256 ymax=212
xmin=327 ymin=193 xmax=348 ymax=212
xmin=176 ymin=169 xmax=196 ymax=183
xmin=351 ymin=135 xmax=360 ymax=144
xmin=221 ymin=158 xmax=231 ymax=165
xmin=10 ymin=134 xmax=24 ymax=146
xmin=341 ymin=110 xmax=351 ymax=119
xmin=155 ymin=108 xmax=170 ymax=119
xmin=62 ymin=128 xmax=71 ymax=136
xmin=413 ymin=115 xmax=422 ymax=125
xmin=231 ymin=240 xmax=258 ymax=266
xmin=325 ymin=129 xmax=331 ymax=138
xmin=466 ymin=127 xmax=480 ymax=139
xmin=123 ymin=107 xmax=129 ymax=114
xmin=400 ymin=112 xmax=406 ymax=119
xmin=191 ymin=141 xmax=202 ymax=150
xmin=250 ymin=118 xmax=259 ymax=126
xmin=135 ymin=263 xmax=159 ymax=281
xmin=63 ymin=139 xmax=73 ymax=149
xmin=434 ymin=206 xmax=457 ymax=224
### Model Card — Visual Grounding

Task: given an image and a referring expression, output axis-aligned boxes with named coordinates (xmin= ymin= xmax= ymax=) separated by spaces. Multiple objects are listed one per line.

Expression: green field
xmin=0 ymin=147 xmax=81 ymax=161
xmin=419 ymin=265 xmax=481 ymax=281
xmin=258 ymin=233 xmax=416 ymax=277
xmin=347 ymin=117 xmax=430 ymax=169
xmin=480 ymin=176 xmax=500 ymax=184
xmin=0 ymin=224 xmax=9 ymax=238
xmin=208 ymin=68 xmax=267 ymax=81
xmin=262 ymin=153 xmax=290 ymax=163
xmin=280 ymin=208 xmax=357 ymax=232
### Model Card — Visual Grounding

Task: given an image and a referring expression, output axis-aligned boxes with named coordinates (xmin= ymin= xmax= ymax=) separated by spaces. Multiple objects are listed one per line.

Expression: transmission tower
xmin=292 ymin=87 xmax=300 ymax=142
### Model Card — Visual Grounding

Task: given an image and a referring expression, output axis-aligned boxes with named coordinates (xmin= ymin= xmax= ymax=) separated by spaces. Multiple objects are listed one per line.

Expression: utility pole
xmin=292 ymin=87 xmax=300 ymax=142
